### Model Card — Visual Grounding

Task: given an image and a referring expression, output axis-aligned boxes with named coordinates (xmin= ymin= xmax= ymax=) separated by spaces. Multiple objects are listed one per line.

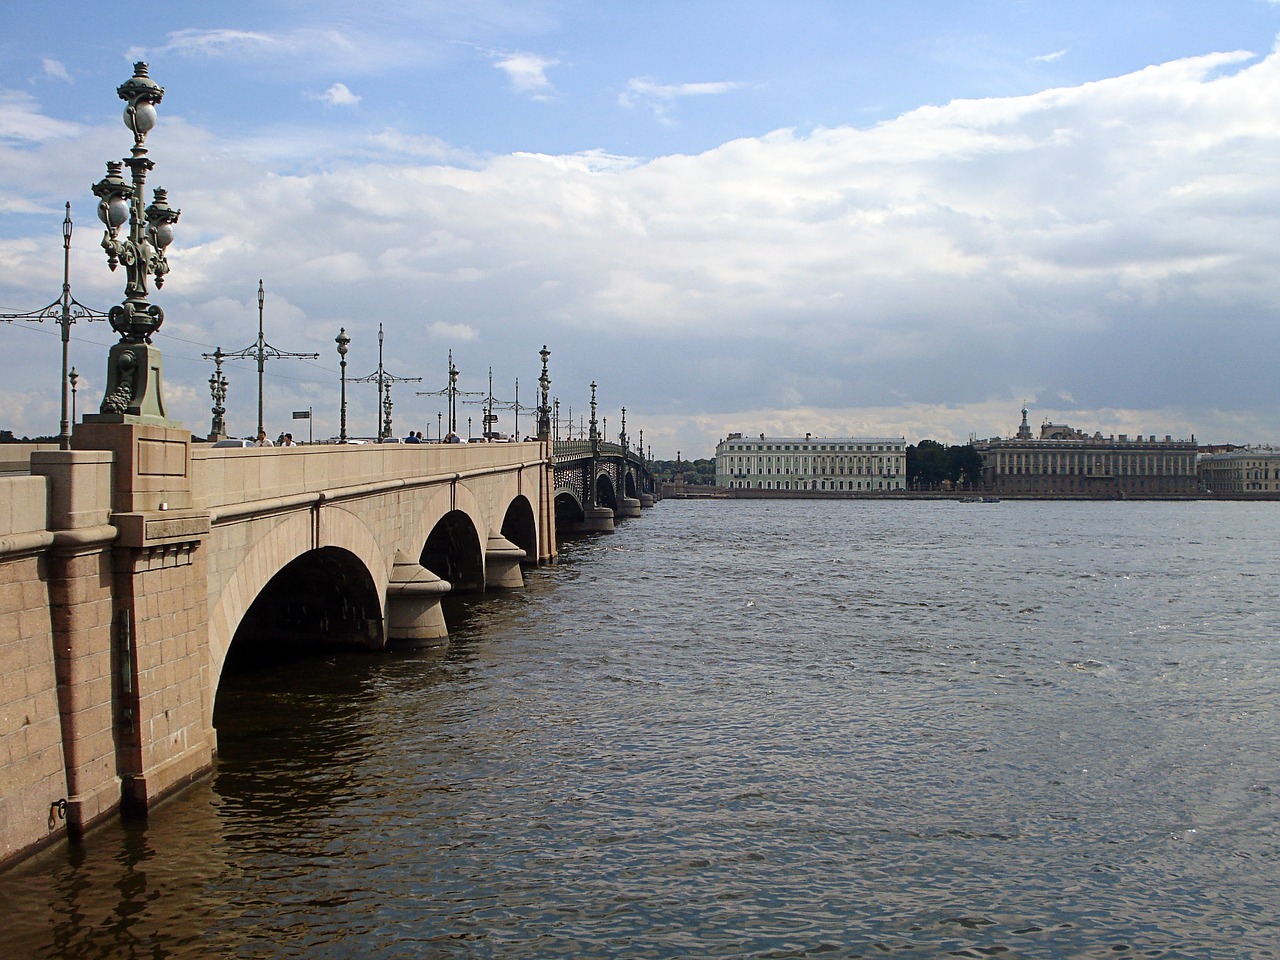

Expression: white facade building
xmin=1198 ymin=447 xmax=1280 ymax=495
xmin=715 ymin=433 xmax=907 ymax=492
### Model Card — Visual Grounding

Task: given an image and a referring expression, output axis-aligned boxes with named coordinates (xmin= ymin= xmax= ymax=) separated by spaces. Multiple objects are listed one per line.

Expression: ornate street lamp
xmin=206 ymin=347 xmax=228 ymax=440
xmin=88 ymin=62 xmax=180 ymax=424
xmin=69 ymin=367 xmax=79 ymax=427
xmin=538 ymin=345 xmax=552 ymax=441
xmin=335 ymin=327 xmax=350 ymax=442
xmin=589 ymin=382 xmax=599 ymax=443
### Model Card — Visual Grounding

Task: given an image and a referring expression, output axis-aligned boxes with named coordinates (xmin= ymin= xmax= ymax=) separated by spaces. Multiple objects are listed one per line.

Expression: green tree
xmin=907 ymin=440 xmax=984 ymax=489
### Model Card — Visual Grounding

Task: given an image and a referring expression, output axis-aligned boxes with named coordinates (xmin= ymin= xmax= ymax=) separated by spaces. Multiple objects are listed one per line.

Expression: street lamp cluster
xmin=8 ymin=63 xmax=651 ymax=458
xmin=87 ymin=61 xmax=180 ymax=425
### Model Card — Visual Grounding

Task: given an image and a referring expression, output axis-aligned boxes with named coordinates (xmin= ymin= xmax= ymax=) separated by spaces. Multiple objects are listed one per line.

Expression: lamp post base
xmin=83 ymin=342 xmax=179 ymax=429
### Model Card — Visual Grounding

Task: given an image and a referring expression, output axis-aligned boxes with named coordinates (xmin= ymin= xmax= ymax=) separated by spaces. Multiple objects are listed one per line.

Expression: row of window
xmin=722 ymin=459 xmax=903 ymax=476
xmin=724 ymin=479 xmax=903 ymax=491
xmin=723 ymin=444 xmax=902 ymax=453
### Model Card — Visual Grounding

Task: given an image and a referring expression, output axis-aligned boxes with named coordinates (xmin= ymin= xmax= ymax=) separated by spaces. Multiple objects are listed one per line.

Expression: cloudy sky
xmin=3 ymin=1 xmax=1280 ymax=457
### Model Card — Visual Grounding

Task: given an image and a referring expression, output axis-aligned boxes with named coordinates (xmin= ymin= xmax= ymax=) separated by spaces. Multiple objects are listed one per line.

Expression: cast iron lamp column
xmin=537 ymin=345 xmax=552 ymax=441
xmin=89 ymin=62 xmax=180 ymax=424
xmin=335 ymin=328 xmax=350 ymax=443
xmin=206 ymin=347 xmax=228 ymax=440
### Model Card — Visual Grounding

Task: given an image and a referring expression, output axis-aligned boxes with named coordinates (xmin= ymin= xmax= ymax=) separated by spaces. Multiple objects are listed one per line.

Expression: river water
xmin=4 ymin=499 xmax=1280 ymax=958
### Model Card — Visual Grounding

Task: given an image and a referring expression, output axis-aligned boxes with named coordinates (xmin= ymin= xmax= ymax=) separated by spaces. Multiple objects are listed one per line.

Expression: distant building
xmin=973 ymin=407 xmax=1198 ymax=497
xmin=715 ymin=433 xmax=907 ymax=492
xmin=1198 ymin=447 xmax=1280 ymax=496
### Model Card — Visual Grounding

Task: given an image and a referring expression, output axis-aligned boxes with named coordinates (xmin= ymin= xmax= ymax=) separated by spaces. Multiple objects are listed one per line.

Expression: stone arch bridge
xmin=0 ymin=427 xmax=656 ymax=870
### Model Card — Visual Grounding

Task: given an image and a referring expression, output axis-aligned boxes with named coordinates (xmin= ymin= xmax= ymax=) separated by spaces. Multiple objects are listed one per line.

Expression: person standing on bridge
xmin=255 ymin=430 xmax=274 ymax=447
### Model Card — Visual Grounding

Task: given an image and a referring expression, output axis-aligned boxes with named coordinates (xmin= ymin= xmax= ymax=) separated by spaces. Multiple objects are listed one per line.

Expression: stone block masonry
xmin=0 ymin=552 xmax=68 ymax=866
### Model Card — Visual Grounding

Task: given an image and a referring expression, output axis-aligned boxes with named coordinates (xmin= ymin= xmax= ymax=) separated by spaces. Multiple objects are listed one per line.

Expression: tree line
xmin=905 ymin=440 xmax=985 ymax=490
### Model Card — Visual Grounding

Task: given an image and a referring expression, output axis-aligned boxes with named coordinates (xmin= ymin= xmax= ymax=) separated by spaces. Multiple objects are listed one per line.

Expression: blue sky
xmin=3 ymin=1 xmax=1280 ymax=455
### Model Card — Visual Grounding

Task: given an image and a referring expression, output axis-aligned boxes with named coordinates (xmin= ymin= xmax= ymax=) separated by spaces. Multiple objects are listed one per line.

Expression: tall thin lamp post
xmin=416 ymin=350 xmax=480 ymax=436
xmin=0 ymin=203 xmax=109 ymax=448
xmin=69 ymin=367 xmax=79 ymax=428
xmin=335 ymin=327 xmax=350 ymax=443
xmin=217 ymin=280 xmax=318 ymax=438
xmin=355 ymin=324 xmax=420 ymax=440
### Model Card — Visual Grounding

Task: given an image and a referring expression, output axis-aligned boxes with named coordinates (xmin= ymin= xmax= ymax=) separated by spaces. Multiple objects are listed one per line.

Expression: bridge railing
xmin=0 ymin=474 xmax=50 ymax=544
xmin=193 ymin=441 xmax=547 ymax=516
xmin=553 ymin=440 xmax=647 ymax=467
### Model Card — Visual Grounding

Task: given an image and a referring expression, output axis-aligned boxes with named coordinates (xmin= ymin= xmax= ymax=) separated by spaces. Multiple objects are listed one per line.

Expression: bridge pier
xmin=581 ymin=506 xmax=616 ymax=533
xmin=485 ymin=533 xmax=527 ymax=589
xmin=73 ymin=421 xmax=214 ymax=818
xmin=386 ymin=550 xmax=451 ymax=648
xmin=618 ymin=496 xmax=642 ymax=518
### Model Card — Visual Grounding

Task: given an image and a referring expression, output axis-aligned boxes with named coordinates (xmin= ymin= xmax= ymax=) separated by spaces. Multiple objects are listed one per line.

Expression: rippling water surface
xmin=4 ymin=499 xmax=1280 ymax=958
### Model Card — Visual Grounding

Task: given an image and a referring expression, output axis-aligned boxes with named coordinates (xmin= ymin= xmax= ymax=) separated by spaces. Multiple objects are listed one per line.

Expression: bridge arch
xmin=596 ymin=471 xmax=618 ymax=512
xmin=207 ymin=505 xmax=390 ymax=710
xmin=224 ymin=546 xmax=382 ymax=665
xmin=500 ymin=494 xmax=538 ymax=563
xmin=624 ymin=470 xmax=638 ymax=499
xmin=421 ymin=509 xmax=485 ymax=593
xmin=554 ymin=489 xmax=585 ymax=527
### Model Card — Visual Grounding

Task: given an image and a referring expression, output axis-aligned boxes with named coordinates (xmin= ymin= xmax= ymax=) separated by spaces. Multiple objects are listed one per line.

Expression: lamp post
xmin=468 ymin=416 xmax=472 ymax=441
xmin=3 ymin=206 xmax=110 ymax=447
xmin=206 ymin=347 xmax=228 ymax=440
xmin=538 ymin=345 xmax=552 ymax=441
xmin=335 ymin=327 xmax=350 ymax=443
xmin=69 ymin=367 xmax=79 ymax=428
xmin=355 ymin=324 xmax=420 ymax=440
xmin=590 ymin=382 xmax=599 ymax=443
xmin=218 ymin=281 xmax=319 ymax=438
xmin=88 ymin=62 xmax=180 ymax=425
xmin=417 ymin=350 xmax=481 ymax=436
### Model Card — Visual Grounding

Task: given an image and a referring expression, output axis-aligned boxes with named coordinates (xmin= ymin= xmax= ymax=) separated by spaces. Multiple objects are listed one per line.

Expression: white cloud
xmin=132 ymin=29 xmax=284 ymax=59
xmin=41 ymin=59 xmax=72 ymax=83
xmin=1033 ymin=49 xmax=1068 ymax=64
xmin=0 ymin=89 xmax=80 ymax=143
xmin=428 ymin=321 xmax=479 ymax=340
xmin=491 ymin=51 xmax=558 ymax=99
xmin=5 ymin=44 xmax=1280 ymax=456
xmin=313 ymin=83 xmax=361 ymax=107
xmin=619 ymin=77 xmax=750 ymax=119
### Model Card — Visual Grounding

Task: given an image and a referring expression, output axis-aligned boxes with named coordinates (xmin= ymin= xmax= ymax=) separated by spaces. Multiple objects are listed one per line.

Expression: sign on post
xmin=291 ymin=408 xmax=313 ymax=443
